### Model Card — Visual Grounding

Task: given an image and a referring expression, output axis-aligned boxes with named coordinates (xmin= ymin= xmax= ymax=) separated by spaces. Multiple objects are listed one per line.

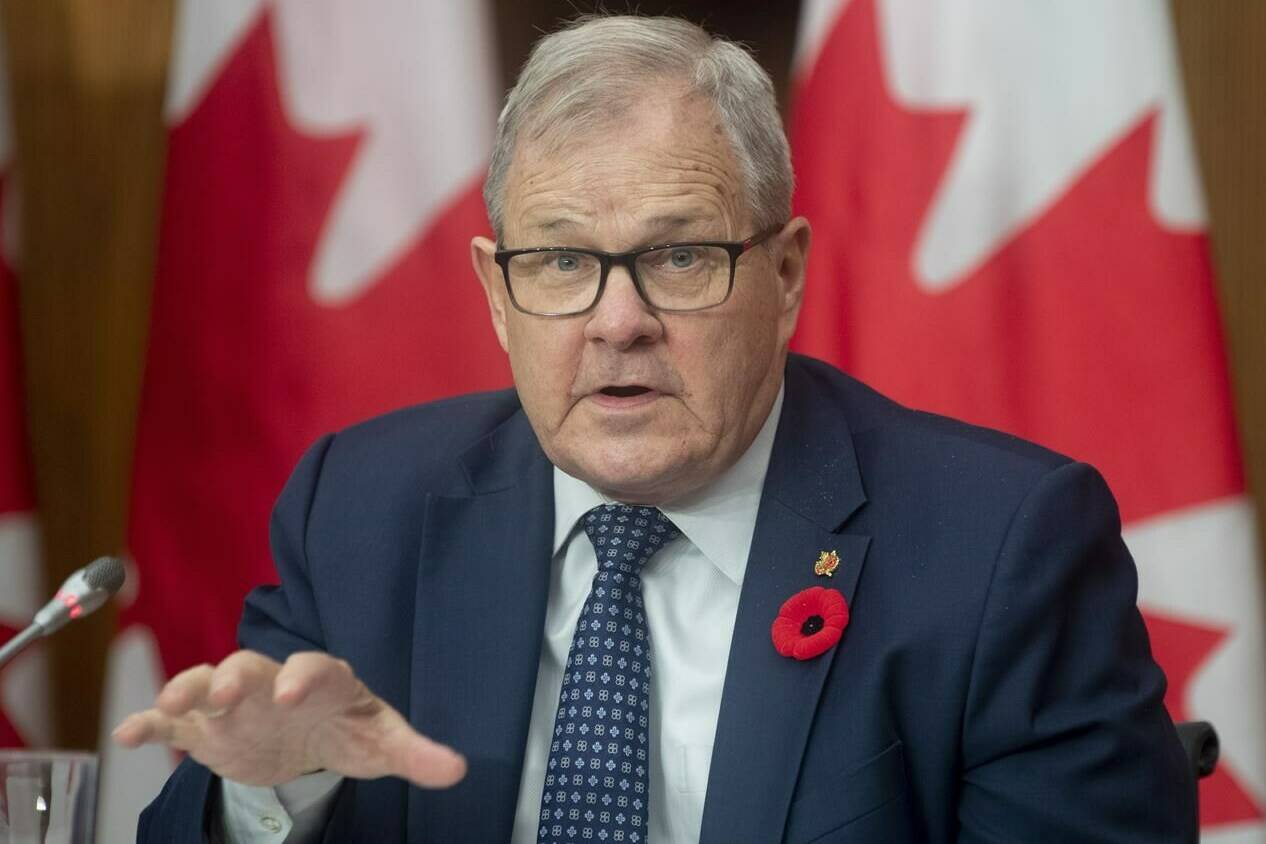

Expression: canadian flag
xmin=0 ymin=26 xmax=50 ymax=754
xmin=790 ymin=1 xmax=1266 ymax=841
xmin=97 ymin=1 xmax=507 ymax=838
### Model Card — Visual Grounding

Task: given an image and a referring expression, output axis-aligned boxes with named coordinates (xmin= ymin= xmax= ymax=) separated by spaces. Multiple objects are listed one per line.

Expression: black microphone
xmin=0 ymin=555 xmax=126 ymax=668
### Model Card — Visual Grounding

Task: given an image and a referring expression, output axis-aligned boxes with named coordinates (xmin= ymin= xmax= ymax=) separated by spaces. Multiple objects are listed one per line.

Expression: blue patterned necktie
xmin=537 ymin=504 xmax=681 ymax=844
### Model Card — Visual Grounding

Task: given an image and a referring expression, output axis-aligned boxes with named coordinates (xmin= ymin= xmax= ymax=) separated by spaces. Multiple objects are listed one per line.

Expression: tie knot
xmin=582 ymin=504 xmax=680 ymax=575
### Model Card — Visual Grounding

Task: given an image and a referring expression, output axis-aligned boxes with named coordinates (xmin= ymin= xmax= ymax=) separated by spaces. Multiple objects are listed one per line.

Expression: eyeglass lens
xmin=507 ymin=244 xmax=732 ymax=315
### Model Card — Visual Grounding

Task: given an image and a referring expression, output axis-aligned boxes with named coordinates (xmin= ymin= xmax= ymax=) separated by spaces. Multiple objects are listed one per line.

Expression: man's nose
xmin=583 ymin=266 xmax=663 ymax=349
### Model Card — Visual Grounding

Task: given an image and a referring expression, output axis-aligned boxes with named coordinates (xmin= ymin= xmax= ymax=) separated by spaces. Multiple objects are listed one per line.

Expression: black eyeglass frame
xmin=493 ymin=224 xmax=785 ymax=317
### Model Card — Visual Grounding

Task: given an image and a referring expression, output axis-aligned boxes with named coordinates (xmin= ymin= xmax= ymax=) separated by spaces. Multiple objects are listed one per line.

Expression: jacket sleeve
xmin=957 ymin=461 xmax=1196 ymax=843
xmin=137 ymin=435 xmax=341 ymax=843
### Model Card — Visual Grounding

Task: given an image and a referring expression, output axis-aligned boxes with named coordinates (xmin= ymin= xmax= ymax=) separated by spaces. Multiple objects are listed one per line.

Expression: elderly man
xmin=121 ymin=14 xmax=1194 ymax=844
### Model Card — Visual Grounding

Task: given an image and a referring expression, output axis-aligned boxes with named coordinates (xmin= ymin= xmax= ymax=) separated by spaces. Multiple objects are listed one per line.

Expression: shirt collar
xmin=552 ymin=383 xmax=784 ymax=587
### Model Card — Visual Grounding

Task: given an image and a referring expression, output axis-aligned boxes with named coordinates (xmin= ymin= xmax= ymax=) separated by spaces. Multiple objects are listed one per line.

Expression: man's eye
xmin=668 ymin=248 xmax=698 ymax=268
xmin=549 ymin=253 xmax=582 ymax=272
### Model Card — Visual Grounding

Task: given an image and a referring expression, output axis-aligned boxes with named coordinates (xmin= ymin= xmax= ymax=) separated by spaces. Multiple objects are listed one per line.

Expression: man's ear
xmin=471 ymin=236 xmax=510 ymax=352
xmin=774 ymin=217 xmax=811 ymax=345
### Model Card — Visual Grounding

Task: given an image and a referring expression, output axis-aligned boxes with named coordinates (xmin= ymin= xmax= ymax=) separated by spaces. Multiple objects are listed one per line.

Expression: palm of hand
xmin=114 ymin=650 xmax=465 ymax=790
xmin=187 ymin=671 xmax=399 ymax=785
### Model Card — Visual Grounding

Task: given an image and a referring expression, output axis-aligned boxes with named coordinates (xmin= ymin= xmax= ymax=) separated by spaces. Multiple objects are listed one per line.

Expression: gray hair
xmin=483 ymin=15 xmax=793 ymax=240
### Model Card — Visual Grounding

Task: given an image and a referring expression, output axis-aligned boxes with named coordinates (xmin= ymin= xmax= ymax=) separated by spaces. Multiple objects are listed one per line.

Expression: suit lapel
xmin=406 ymin=409 xmax=555 ymax=843
xmin=700 ymin=360 xmax=871 ymax=844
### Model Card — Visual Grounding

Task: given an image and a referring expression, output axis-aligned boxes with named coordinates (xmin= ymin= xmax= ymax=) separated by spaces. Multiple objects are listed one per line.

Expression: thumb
xmin=384 ymin=727 xmax=467 ymax=789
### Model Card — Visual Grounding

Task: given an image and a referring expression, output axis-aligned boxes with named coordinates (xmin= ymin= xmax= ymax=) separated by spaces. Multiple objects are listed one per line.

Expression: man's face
xmin=472 ymin=92 xmax=810 ymax=504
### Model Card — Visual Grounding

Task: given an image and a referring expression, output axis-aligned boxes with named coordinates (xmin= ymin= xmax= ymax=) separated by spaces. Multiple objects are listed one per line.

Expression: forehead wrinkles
xmin=505 ymin=97 xmax=747 ymax=239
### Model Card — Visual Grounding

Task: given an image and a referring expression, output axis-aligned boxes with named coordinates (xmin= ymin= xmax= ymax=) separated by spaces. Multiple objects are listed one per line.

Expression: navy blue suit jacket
xmin=140 ymin=354 xmax=1194 ymax=842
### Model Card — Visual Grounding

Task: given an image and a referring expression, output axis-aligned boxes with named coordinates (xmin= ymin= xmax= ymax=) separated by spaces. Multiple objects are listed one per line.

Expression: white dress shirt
xmin=220 ymin=386 xmax=782 ymax=843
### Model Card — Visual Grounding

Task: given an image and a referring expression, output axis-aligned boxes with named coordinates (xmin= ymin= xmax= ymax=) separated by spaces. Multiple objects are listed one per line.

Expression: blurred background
xmin=0 ymin=0 xmax=1262 ymax=840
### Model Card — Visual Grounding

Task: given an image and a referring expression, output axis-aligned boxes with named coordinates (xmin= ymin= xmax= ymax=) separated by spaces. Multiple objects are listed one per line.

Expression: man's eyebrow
xmin=645 ymin=214 xmax=703 ymax=228
xmin=531 ymin=217 xmax=586 ymax=234
xmin=517 ymin=213 xmax=715 ymax=247
xmin=638 ymin=215 xmax=714 ymax=244
xmin=508 ymin=216 xmax=587 ymax=247
xmin=644 ymin=214 xmax=705 ymax=233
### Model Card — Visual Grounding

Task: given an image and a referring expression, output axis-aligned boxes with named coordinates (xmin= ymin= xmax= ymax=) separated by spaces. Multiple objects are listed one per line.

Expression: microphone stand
xmin=0 ymin=624 xmax=45 ymax=669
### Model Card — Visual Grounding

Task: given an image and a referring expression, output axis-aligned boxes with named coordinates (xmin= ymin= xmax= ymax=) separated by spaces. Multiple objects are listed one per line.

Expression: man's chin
xmin=560 ymin=450 xmax=695 ymax=505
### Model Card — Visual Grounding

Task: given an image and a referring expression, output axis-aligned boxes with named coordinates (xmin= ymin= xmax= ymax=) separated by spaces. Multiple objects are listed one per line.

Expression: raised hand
xmin=112 ymin=650 xmax=466 ymax=789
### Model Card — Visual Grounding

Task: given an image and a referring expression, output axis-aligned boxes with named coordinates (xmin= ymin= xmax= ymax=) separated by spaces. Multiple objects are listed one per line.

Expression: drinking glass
xmin=0 ymin=751 xmax=97 ymax=844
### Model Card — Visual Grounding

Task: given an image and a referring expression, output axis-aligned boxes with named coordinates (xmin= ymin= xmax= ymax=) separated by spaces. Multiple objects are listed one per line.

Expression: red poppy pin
xmin=771 ymin=586 xmax=849 ymax=660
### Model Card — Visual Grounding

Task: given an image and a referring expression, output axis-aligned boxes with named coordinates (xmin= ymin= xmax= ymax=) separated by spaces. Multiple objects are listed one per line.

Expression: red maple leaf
xmin=789 ymin=0 xmax=1242 ymax=526
xmin=125 ymin=13 xmax=510 ymax=673
xmin=789 ymin=0 xmax=1260 ymax=827
xmin=1144 ymin=610 xmax=1262 ymax=825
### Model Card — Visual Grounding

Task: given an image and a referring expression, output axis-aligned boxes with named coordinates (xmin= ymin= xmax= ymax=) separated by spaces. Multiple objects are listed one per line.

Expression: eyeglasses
xmin=493 ymin=224 xmax=784 ymax=317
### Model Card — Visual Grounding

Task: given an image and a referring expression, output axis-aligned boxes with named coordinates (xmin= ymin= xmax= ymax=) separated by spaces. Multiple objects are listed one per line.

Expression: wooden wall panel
xmin=1171 ymin=1 xmax=1266 ymax=550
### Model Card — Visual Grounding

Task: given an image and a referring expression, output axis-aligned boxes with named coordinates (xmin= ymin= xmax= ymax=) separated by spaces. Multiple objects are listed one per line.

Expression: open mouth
xmin=600 ymin=385 xmax=653 ymax=398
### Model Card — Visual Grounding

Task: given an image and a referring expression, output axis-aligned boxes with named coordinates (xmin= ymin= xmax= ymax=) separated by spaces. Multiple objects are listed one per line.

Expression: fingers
xmin=274 ymin=652 xmax=355 ymax=708
xmin=155 ymin=664 xmax=214 ymax=716
xmin=111 ymin=647 xmax=469 ymax=791
xmin=112 ymin=706 xmax=217 ymax=754
xmin=384 ymin=726 xmax=467 ymax=789
xmin=154 ymin=651 xmax=280 ymax=718
xmin=112 ymin=707 xmax=206 ymax=751
xmin=115 ymin=662 xmax=213 ymax=749
xmin=272 ymin=653 xmax=465 ymax=787
xmin=206 ymin=650 xmax=280 ymax=711
xmin=115 ymin=650 xmax=283 ymax=748
xmin=112 ymin=709 xmax=172 ymax=747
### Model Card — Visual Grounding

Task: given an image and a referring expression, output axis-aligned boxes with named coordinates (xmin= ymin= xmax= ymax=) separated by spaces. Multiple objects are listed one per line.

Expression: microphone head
xmin=32 ymin=555 xmax=128 ymax=635
xmin=83 ymin=555 xmax=126 ymax=594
